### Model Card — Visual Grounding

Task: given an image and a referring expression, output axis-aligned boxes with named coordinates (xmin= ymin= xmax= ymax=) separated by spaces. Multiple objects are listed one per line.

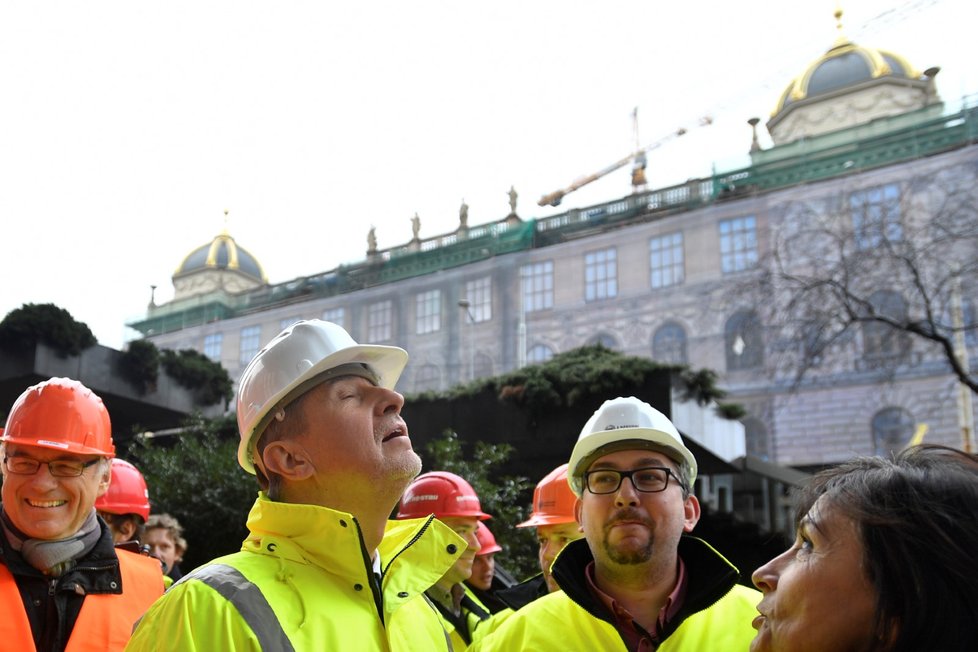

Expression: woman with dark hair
xmin=750 ymin=444 xmax=978 ymax=652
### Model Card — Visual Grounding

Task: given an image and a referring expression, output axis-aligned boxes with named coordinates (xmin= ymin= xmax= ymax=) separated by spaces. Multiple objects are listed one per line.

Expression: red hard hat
xmin=397 ymin=471 xmax=491 ymax=520
xmin=95 ymin=458 xmax=151 ymax=522
xmin=475 ymin=522 xmax=502 ymax=556
xmin=1 ymin=377 xmax=115 ymax=457
xmin=517 ymin=464 xmax=578 ymax=528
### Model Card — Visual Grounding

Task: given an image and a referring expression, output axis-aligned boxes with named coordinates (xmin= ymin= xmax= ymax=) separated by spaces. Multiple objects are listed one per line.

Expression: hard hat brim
xmin=516 ymin=513 xmax=579 ymax=528
xmin=0 ymin=437 xmax=116 ymax=458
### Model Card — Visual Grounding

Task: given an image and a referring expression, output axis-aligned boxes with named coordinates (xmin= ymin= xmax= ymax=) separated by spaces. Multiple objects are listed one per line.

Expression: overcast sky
xmin=1 ymin=0 xmax=973 ymax=349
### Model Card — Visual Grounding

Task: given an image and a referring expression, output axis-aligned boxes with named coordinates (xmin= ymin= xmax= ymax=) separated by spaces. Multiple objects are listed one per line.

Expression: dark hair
xmin=100 ymin=512 xmax=146 ymax=543
xmin=794 ymin=444 xmax=978 ymax=651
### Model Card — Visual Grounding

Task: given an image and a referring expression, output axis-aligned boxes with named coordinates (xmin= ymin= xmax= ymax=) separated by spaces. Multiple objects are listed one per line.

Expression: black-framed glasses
xmin=2 ymin=456 xmax=101 ymax=478
xmin=584 ymin=466 xmax=684 ymax=495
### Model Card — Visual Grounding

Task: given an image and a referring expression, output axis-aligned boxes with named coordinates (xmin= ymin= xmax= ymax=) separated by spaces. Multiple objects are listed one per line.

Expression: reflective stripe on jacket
xmin=126 ymin=493 xmax=466 ymax=651
xmin=1 ymin=549 xmax=164 ymax=652
xmin=471 ymin=536 xmax=760 ymax=651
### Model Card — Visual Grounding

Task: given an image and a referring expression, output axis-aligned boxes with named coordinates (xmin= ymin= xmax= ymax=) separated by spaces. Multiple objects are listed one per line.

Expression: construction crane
xmin=537 ymin=112 xmax=712 ymax=208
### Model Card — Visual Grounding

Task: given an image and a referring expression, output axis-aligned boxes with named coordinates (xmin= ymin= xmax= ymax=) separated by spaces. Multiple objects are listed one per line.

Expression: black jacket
xmin=494 ymin=573 xmax=548 ymax=612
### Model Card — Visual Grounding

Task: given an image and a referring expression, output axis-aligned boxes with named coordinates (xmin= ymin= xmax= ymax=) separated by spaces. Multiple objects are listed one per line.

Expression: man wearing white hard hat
xmin=128 ymin=320 xmax=467 ymax=651
xmin=472 ymin=396 xmax=760 ymax=651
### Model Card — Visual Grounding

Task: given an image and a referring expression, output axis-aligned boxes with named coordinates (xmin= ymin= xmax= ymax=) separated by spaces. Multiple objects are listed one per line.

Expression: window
xmin=239 ymin=326 xmax=261 ymax=366
xmin=585 ymin=248 xmax=617 ymax=302
xmin=367 ymin=300 xmax=393 ymax=342
xmin=650 ymin=233 xmax=684 ymax=288
xmin=965 ymin=299 xmax=978 ymax=348
xmin=801 ymin=323 xmax=827 ymax=368
xmin=527 ymin=344 xmax=555 ymax=364
xmin=416 ymin=290 xmax=441 ymax=335
xmin=322 ymin=307 xmax=345 ymax=327
xmin=464 ymin=277 xmax=492 ymax=322
xmin=862 ymin=290 xmax=909 ymax=364
xmin=203 ymin=333 xmax=223 ymax=362
xmin=725 ymin=310 xmax=764 ymax=370
xmin=521 ymin=261 xmax=554 ymax=313
xmin=743 ymin=417 xmax=770 ymax=460
xmin=413 ymin=364 xmax=441 ymax=392
xmin=719 ymin=216 xmax=758 ymax=274
xmin=851 ymin=183 xmax=901 ymax=250
xmin=653 ymin=322 xmax=687 ymax=364
xmin=872 ymin=407 xmax=914 ymax=456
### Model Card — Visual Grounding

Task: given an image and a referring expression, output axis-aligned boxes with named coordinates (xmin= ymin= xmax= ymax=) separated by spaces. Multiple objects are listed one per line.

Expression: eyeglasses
xmin=584 ymin=466 xmax=685 ymax=495
xmin=3 ymin=456 xmax=101 ymax=478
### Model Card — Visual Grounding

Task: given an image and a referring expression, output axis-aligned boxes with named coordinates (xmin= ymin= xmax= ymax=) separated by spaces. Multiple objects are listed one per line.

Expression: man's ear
xmin=682 ymin=494 xmax=701 ymax=533
xmin=96 ymin=460 xmax=112 ymax=498
xmin=119 ymin=518 xmax=138 ymax=541
xmin=261 ymin=440 xmax=315 ymax=482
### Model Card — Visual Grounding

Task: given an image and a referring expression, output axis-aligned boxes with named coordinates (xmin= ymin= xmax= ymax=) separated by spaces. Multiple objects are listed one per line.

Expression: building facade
xmin=130 ymin=29 xmax=977 ymax=470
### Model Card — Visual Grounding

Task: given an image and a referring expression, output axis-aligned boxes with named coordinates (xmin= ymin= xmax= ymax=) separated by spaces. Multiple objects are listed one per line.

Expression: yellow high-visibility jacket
xmin=427 ymin=584 xmax=495 ymax=651
xmin=126 ymin=493 xmax=466 ymax=651
xmin=471 ymin=536 xmax=760 ymax=651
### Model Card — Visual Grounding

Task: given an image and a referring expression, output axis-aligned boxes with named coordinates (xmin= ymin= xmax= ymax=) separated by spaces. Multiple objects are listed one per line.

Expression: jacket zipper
xmin=381 ymin=514 xmax=434 ymax=576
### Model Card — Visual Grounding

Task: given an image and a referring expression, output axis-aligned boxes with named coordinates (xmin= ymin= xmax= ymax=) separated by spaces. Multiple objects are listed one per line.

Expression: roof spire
xmin=833 ymin=4 xmax=848 ymax=47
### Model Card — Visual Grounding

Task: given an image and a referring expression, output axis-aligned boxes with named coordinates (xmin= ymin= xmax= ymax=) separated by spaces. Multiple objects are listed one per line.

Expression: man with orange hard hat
xmin=96 ymin=458 xmax=151 ymax=546
xmin=464 ymin=522 xmax=509 ymax=614
xmin=0 ymin=377 xmax=164 ymax=651
xmin=495 ymin=463 xmax=584 ymax=612
xmin=397 ymin=470 xmax=494 ymax=650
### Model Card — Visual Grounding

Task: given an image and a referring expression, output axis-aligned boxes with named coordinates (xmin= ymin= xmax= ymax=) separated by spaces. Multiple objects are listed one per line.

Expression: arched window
xmin=725 ymin=310 xmax=764 ymax=371
xmin=586 ymin=333 xmax=618 ymax=350
xmin=743 ymin=417 xmax=769 ymax=460
xmin=527 ymin=344 xmax=555 ymax=364
xmin=872 ymin=407 xmax=914 ymax=456
xmin=413 ymin=364 xmax=441 ymax=392
xmin=862 ymin=290 xmax=909 ymax=363
xmin=652 ymin=322 xmax=688 ymax=364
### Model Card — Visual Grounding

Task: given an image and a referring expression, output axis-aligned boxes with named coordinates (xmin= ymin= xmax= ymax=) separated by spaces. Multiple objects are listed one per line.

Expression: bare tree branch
xmin=734 ymin=162 xmax=978 ymax=395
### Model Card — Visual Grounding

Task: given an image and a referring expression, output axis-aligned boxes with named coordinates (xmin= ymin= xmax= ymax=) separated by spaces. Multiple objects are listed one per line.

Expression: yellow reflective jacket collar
xmin=239 ymin=492 xmax=466 ymax=618
xmin=551 ymin=535 xmax=741 ymax=640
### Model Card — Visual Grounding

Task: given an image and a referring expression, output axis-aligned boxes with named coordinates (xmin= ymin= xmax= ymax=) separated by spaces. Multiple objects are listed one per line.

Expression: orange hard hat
xmin=517 ymin=463 xmax=578 ymax=528
xmin=475 ymin=522 xmax=502 ymax=556
xmin=95 ymin=458 xmax=151 ymax=522
xmin=396 ymin=471 xmax=491 ymax=521
xmin=1 ymin=377 xmax=115 ymax=457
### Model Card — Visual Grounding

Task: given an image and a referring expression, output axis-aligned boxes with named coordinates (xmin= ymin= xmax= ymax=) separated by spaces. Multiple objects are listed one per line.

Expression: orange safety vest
xmin=0 ymin=548 xmax=164 ymax=652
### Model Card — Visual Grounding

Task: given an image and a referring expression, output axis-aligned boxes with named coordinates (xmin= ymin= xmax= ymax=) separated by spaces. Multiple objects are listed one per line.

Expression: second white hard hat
xmin=567 ymin=396 xmax=698 ymax=496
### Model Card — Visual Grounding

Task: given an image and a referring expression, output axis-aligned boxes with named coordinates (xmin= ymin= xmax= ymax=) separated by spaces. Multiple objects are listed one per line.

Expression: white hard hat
xmin=567 ymin=396 xmax=697 ymax=496
xmin=235 ymin=319 xmax=408 ymax=473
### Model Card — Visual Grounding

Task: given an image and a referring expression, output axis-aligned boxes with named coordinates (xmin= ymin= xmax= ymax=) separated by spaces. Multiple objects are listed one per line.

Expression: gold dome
xmin=174 ymin=230 xmax=267 ymax=283
xmin=772 ymin=10 xmax=921 ymax=118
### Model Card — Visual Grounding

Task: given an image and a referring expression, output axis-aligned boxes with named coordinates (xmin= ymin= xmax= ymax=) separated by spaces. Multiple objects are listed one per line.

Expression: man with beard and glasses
xmin=471 ymin=396 xmax=759 ymax=651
